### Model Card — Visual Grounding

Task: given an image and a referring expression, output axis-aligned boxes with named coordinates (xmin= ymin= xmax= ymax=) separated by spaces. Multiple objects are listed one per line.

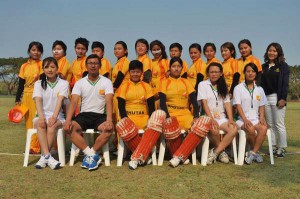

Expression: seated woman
xmin=33 ymin=57 xmax=69 ymax=169
xmin=233 ymin=63 xmax=268 ymax=164
xmin=116 ymin=60 xmax=158 ymax=169
xmin=198 ymin=62 xmax=238 ymax=165
xmin=159 ymin=57 xmax=200 ymax=163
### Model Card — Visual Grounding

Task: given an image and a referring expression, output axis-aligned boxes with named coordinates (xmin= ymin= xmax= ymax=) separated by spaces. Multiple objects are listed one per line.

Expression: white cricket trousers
xmin=265 ymin=93 xmax=287 ymax=148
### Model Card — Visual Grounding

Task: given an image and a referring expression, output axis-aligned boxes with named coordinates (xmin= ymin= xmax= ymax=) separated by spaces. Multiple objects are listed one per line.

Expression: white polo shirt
xmin=233 ymin=82 xmax=267 ymax=120
xmin=197 ymin=79 xmax=230 ymax=119
xmin=33 ymin=77 xmax=69 ymax=120
xmin=72 ymin=75 xmax=114 ymax=114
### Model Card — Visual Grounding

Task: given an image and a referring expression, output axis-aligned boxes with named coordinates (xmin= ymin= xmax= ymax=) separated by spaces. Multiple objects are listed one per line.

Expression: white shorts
xmin=236 ymin=119 xmax=259 ymax=128
xmin=215 ymin=117 xmax=228 ymax=126
xmin=32 ymin=116 xmax=65 ymax=128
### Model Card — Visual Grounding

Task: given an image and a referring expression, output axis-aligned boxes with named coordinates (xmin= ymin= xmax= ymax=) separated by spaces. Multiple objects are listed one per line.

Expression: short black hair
xmin=91 ymin=41 xmax=104 ymax=51
xmin=169 ymin=43 xmax=182 ymax=52
xmin=129 ymin=60 xmax=143 ymax=71
xmin=75 ymin=37 xmax=89 ymax=50
xmin=85 ymin=54 xmax=101 ymax=66
xmin=52 ymin=40 xmax=67 ymax=56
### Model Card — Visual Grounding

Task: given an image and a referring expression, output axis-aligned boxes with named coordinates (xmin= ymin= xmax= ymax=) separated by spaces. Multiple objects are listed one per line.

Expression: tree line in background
xmin=1 ymin=57 xmax=300 ymax=100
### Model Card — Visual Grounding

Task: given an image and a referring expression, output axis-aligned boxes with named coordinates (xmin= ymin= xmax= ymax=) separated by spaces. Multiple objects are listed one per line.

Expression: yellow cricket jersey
xmin=167 ymin=59 xmax=188 ymax=77
xmin=137 ymin=54 xmax=152 ymax=72
xmin=112 ymin=56 xmax=130 ymax=84
xmin=151 ymin=58 xmax=168 ymax=94
xmin=222 ymin=57 xmax=238 ymax=90
xmin=187 ymin=58 xmax=207 ymax=88
xmin=117 ymin=80 xmax=154 ymax=129
xmin=237 ymin=55 xmax=262 ymax=82
xmin=70 ymin=56 xmax=87 ymax=88
xmin=19 ymin=59 xmax=43 ymax=93
xmin=57 ymin=56 xmax=71 ymax=83
xmin=206 ymin=57 xmax=222 ymax=66
xmin=100 ymin=57 xmax=112 ymax=78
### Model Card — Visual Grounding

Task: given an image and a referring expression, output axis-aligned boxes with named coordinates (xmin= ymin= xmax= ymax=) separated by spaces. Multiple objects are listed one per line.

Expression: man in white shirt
xmin=63 ymin=54 xmax=113 ymax=171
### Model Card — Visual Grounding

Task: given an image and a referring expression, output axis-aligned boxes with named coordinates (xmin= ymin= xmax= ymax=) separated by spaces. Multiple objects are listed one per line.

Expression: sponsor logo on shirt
xmin=99 ymin=90 xmax=105 ymax=95
xmin=126 ymin=111 xmax=145 ymax=115
xmin=256 ymin=95 xmax=261 ymax=101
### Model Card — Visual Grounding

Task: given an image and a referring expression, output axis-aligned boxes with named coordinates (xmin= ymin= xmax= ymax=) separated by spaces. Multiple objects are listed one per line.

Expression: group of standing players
xmin=15 ymin=37 xmax=290 ymax=171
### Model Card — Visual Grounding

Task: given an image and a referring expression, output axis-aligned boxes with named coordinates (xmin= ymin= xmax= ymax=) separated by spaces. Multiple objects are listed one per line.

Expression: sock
xmin=83 ymin=147 xmax=92 ymax=156
xmin=90 ymin=147 xmax=97 ymax=156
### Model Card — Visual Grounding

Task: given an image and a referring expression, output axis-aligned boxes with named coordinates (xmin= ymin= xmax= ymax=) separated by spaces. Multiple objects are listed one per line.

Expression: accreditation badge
xmin=213 ymin=107 xmax=221 ymax=119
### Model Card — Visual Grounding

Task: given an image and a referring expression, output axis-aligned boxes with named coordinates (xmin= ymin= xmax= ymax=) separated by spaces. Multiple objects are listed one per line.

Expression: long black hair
xmin=206 ymin=62 xmax=228 ymax=99
xmin=40 ymin=57 xmax=58 ymax=90
xmin=150 ymin=40 xmax=168 ymax=59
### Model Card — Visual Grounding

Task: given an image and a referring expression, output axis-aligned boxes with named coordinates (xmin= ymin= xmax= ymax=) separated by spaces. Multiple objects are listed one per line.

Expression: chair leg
xmin=232 ymin=136 xmax=238 ymax=165
xmin=238 ymin=130 xmax=246 ymax=166
xmin=117 ymin=139 xmax=125 ymax=167
xmin=192 ymin=148 xmax=197 ymax=165
xmin=151 ymin=146 xmax=157 ymax=165
xmin=69 ymin=143 xmax=77 ymax=166
xmin=23 ymin=129 xmax=37 ymax=167
xmin=158 ymin=135 xmax=166 ymax=166
xmin=57 ymin=129 xmax=66 ymax=166
xmin=102 ymin=142 xmax=110 ymax=166
xmin=201 ymin=136 xmax=209 ymax=166
xmin=267 ymin=129 xmax=275 ymax=165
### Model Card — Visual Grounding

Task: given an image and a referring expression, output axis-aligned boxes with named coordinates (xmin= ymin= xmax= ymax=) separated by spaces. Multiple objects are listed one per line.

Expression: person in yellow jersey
xmin=15 ymin=41 xmax=43 ymax=154
xmin=203 ymin=43 xmax=222 ymax=66
xmin=220 ymin=42 xmax=238 ymax=94
xmin=91 ymin=41 xmax=112 ymax=78
xmin=159 ymin=57 xmax=199 ymax=160
xmin=235 ymin=39 xmax=262 ymax=84
xmin=116 ymin=60 xmax=155 ymax=163
xmin=150 ymin=40 xmax=168 ymax=98
xmin=52 ymin=40 xmax=71 ymax=83
xmin=111 ymin=41 xmax=130 ymax=151
xmin=168 ymin=43 xmax=188 ymax=78
xmin=187 ymin=43 xmax=207 ymax=92
xmin=69 ymin=37 xmax=89 ymax=90
xmin=135 ymin=38 xmax=152 ymax=83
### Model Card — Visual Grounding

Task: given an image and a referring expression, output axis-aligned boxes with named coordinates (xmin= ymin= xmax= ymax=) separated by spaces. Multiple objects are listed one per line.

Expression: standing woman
xmin=187 ymin=43 xmax=207 ymax=91
xmin=159 ymin=57 xmax=199 ymax=159
xmin=52 ymin=40 xmax=71 ymax=83
xmin=33 ymin=57 xmax=69 ymax=169
xmin=261 ymin=43 xmax=290 ymax=157
xmin=135 ymin=38 xmax=152 ymax=83
xmin=150 ymin=40 xmax=168 ymax=98
xmin=233 ymin=63 xmax=268 ymax=164
xmin=235 ymin=39 xmax=262 ymax=84
xmin=220 ymin=42 xmax=238 ymax=93
xmin=203 ymin=43 xmax=221 ymax=66
xmin=15 ymin=41 xmax=43 ymax=154
xmin=198 ymin=62 xmax=238 ymax=164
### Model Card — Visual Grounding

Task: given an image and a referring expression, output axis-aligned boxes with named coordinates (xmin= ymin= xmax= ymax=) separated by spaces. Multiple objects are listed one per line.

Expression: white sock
xmin=83 ymin=147 xmax=92 ymax=156
xmin=90 ymin=147 xmax=96 ymax=156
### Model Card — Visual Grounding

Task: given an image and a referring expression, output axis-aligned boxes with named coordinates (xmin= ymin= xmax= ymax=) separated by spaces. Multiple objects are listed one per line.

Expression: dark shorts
xmin=73 ymin=112 xmax=106 ymax=131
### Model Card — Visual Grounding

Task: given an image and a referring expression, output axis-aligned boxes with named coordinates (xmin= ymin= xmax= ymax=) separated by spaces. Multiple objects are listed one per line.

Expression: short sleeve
xmin=71 ymin=80 xmax=82 ymax=96
xmin=159 ymin=79 xmax=167 ymax=94
xmin=117 ymin=83 xmax=127 ymax=99
xmin=224 ymin=94 xmax=230 ymax=103
xmin=120 ymin=60 xmax=129 ymax=75
xmin=59 ymin=81 xmax=69 ymax=98
xmin=143 ymin=57 xmax=152 ymax=72
xmin=259 ymin=87 xmax=267 ymax=106
xmin=197 ymin=82 xmax=207 ymax=100
xmin=19 ymin=64 xmax=25 ymax=79
xmin=32 ymin=81 xmax=42 ymax=99
xmin=184 ymin=79 xmax=195 ymax=95
xmin=232 ymin=85 xmax=242 ymax=105
xmin=144 ymin=83 xmax=154 ymax=99
xmin=104 ymin=79 xmax=114 ymax=95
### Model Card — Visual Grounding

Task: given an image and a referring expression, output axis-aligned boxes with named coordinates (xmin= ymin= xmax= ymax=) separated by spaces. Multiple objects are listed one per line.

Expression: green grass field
xmin=0 ymin=97 xmax=299 ymax=198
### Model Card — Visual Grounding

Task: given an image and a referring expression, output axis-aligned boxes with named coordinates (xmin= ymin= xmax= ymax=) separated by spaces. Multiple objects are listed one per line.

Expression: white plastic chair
xmin=69 ymin=129 xmax=110 ymax=166
xmin=23 ymin=128 xmax=66 ymax=167
xmin=117 ymin=129 xmax=157 ymax=167
xmin=237 ymin=128 xmax=274 ymax=165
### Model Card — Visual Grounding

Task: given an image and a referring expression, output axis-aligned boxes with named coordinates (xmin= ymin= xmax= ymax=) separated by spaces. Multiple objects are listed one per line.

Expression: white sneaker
xmin=129 ymin=160 xmax=139 ymax=170
xmin=35 ymin=156 xmax=47 ymax=169
xmin=218 ymin=151 xmax=229 ymax=164
xmin=169 ymin=157 xmax=180 ymax=168
xmin=183 ymin=159 xmax=190 ymax=165
xmin=207 ymin=148 xmax=218 ymax=165
xmin=47 ymin=156 xmax=61 ymax=170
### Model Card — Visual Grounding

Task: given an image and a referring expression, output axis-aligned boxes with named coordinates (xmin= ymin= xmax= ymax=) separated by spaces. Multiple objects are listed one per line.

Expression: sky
xmin=1 ymin=0 xmax=300 ymax=66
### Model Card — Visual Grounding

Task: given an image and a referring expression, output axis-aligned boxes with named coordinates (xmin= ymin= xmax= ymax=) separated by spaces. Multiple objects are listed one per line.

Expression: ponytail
xmin=40 ymin=73 xmax=47 ymax=90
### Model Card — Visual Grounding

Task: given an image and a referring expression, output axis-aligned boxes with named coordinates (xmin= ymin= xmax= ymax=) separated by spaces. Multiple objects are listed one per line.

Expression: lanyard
xmin=210 ymin=85 xmax=218 ymax=107
xmin=244 ymin=83 xmax=255 ymax=108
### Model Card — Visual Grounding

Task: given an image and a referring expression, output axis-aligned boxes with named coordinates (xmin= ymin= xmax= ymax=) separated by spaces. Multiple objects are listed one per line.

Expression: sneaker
xmin=169 ymin=157 xmax=180 ymax=168
xmin=218 ymin=151 xmax=229 ymax=164
xmin=146 ymin=157 xmax=152 ymax=165
xmin=47 ymin=156 xmax=61 ymax=170
xmin=255 ymin=153 xmax=264 ymax=163
xmin=183 ymin=159 xmax=190 ymax=165
xmin=129 ymin=160 xmax=139 ymax=170
xmin=276 ymin=148 xmax=286 ymax=158
xmin=81 ymin=155 xmax=91 ymax=169
xmin=50 ymin=149 xmax=58 ymax=156
xmin=207 ymin=148 xmax=218 ymax=165
xmin=88 ymin=154 xmax=102 ymax=171
xmin=245 ymin=151 xmax=256 ymax=165
xmin=35 ymin=155 xmax=47 ymax=169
